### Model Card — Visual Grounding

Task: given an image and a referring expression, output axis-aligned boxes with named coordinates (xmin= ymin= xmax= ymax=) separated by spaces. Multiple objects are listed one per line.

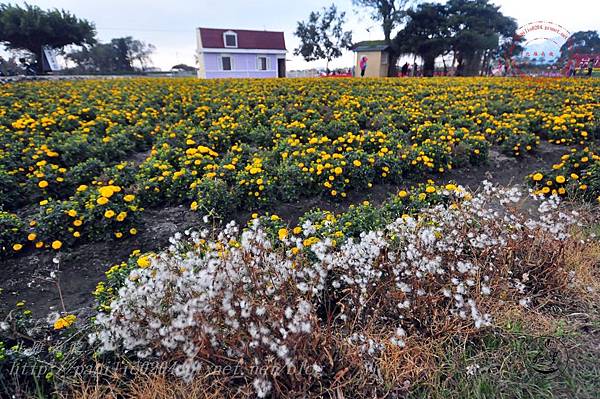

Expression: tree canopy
xmin=67 ymin=37 xmax=155 ymax=74
xmin=294 ymin=4 xmax=353 ymax=71
xmin=394 ymin=0 xmax=517 ymax=76
xmin=0 ymin=3 xmax=95 ymax=73
xmin=395 ymin=3 xmax=450 ymax=76
xmin=353 ymin=0 xmax=416 ymax=76
xmin=446 ymin=0 xmax=517 ymax=75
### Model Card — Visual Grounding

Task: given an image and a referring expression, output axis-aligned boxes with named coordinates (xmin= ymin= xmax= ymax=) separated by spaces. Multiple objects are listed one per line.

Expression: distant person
xmin=401 ymin=62 xmax=409 ymax=77
xmin=579 ymin=61 xmax=585 ymax=76
xmin=588 ymin=59 xmax=595 ymax=76
xmin=359 ymin=56 xmax=368 ymax=77
xmin=566 ymin=60 xmax=574 ymax=77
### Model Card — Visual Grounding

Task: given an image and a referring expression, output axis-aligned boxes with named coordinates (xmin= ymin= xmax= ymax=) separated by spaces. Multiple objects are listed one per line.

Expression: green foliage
xmin=0 ymin=3 xmax=95 ymax=73
xmin=67 ymin=36 xmax=155 ymax=74
xmin=192 ymin=177 xmax=240 ymax=219
xmin=0 ymin=211 xmax=24 ymax=253
xmin=500 ymin=131 xmax=538 ymax=157
xmin=0 ymin=167 xmax=26 ymax=211
xmin=446 ymin=0 xmax=518 ymax=76
xmin=395 ymin=3 xmax=450 ymax=77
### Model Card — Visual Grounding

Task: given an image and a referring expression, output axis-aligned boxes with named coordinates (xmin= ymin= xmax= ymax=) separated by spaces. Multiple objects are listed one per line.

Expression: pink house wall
xmin=203 ymin=53 xmax=280 ymax=78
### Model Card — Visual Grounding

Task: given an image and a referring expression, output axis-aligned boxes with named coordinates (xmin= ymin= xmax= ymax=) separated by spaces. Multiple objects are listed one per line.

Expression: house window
xmin=257 ymin=56 xmax=268 ymax=71
xmin=223 ymin=31 xmax=237 ymax=48
xmin=221 ymin=55 xmax=232 ymax=71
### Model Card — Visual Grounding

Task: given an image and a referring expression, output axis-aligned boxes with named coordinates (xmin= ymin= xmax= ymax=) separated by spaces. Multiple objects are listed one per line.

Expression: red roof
xmin=198 ymin=28 xmax=286 ymax=50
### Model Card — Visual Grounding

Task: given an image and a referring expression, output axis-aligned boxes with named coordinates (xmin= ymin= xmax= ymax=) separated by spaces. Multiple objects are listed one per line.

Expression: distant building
xmin=196 ymin=27 xmax=287 ymax=79
xmin=351 ymin=40 xmax=392 ymax=77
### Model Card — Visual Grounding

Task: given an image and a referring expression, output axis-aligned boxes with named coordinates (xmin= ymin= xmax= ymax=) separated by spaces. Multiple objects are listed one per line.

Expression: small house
xmin=196 ymin=27 xmax=287 ymax=79
xmin=351 ymin=40 xmax=391 ymax=77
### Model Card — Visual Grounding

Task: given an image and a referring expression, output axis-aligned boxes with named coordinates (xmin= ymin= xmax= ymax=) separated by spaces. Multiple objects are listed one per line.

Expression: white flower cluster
xmin=89 ymin=183 xmax=577 ymax=396
xmin=90 ymin=221 xmax=322 ymax=393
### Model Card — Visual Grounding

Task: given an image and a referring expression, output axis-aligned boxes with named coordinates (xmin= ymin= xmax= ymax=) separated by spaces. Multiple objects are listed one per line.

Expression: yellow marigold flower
xmin=137 ymin=256 xmax=150 ymax=268
xmin=73 ymin=231 xmax=81 ymax=238
xmin=278 ymin=228 xmax=288 ymax=240
xmin=13 ymin=243 xmax=23 ymax=251
xmin=270 ymin=215 xmax=280 ymax=221
xmin=445 ymin=183 xmax=457 ymax=191
xmin=293 ymin=226 xmax=302 ymax=235
xmin=27 ymin=233 xmax=37 ymax=241
xmin=35 ymin=241 xmax=44 ymax=248
xmin=334 ymin=166 xmax=343 ymax=175
xmin=98 ymin=186 xmax=114 ymax=198
xmin=555 ymin=175 xmax=566 ymax=184
xmin=353 ymin=160 xmax=361 ymax=167
xmin=97 ymin=196 xmax=109 ymax=205
xmin=123 ymin=194 xmax=135 ymax=202
xmin=532 ymin=172 xmax=543 ymax=181
xmin=129 ymin=228 xmax=137 ymax=235
xmin=190 ymin=201 xmax=198 ymax=211
xmin=104 ymin=210 xmax=115 ymax=218
xmin=425 ymin=186 xmax=436 ymax=193
xmin=51 ymin=240 xmax=62 ymax=250
xmin=303 ymin=237 xmax=319 ymax=247
xmin=53 ymin=314 xmax=76 ymax=330
xmin=67 ymin=209 xmax=77 ymax=217
xmin=570 ymin=173 xmax=579 ymax=180
xmin=579 ymin=184 xmax=588 ymax=190
xmin=398 ymin=190 xmax=408 ymax=198
xmin=38 ymin=180 xmax=48 ymax=188
xmin=116 ymin=212 xmax=127 ymax=222
xmin=73 ymin=219 xmax=82 ymax=227
xmin=115 ymin=232 xmax=123 ymax=238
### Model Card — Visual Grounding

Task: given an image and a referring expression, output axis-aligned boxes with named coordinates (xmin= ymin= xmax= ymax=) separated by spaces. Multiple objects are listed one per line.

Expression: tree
xmin=446 ymin=0 xmax=517 ymax=76
xmin=67 ymin=43 xmax=118 ymax=73
xmin=353 ymin=0 xmax=417 ymax=76
xmin=294 ymin=4 xmax=353 ymax=72
xmin=0 ymin=3 xmax=95 ymax=74
xmin=395 ymin=3 xmax=450 ymax=77
xmin=171 ymin=64 xmax=197 ymax=72
xmin=559 ymin=31 xmax=600 ymax=62
xmin=67 ymin=37 xmax=155 ymax=74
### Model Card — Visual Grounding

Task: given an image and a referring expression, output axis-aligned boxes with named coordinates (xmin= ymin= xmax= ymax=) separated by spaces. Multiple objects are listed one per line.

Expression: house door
xmin=277 ymin=58 xmax=286 ymax=78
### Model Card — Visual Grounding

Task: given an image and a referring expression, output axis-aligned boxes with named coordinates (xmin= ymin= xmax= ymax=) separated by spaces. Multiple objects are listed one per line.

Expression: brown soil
xmin=0 ymin=142 xmax=570 ymax=320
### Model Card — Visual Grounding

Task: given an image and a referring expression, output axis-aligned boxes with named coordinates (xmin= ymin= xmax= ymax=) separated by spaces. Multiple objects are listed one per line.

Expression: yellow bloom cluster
xmin=53 ymin=314 xmax=76 ymax=330
xmin=1 ymin=77 xmax=599 ymax=257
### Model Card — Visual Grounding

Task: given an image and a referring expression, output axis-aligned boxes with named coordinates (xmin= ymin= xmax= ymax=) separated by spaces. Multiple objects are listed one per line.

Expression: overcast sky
xmin=3 ymin=0 xmax=599 ymax=70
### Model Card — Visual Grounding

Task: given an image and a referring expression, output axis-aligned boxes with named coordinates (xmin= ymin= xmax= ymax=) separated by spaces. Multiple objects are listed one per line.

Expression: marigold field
xmin=1 ymin=77 xmax=599 ymax=256
xmin=1 ymin=77 xmax=600 ymax=398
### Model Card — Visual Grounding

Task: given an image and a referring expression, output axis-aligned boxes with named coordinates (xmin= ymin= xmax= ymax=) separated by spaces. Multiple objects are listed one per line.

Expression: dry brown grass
xmin=61 ymin=209 xmax=600 ymax=399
